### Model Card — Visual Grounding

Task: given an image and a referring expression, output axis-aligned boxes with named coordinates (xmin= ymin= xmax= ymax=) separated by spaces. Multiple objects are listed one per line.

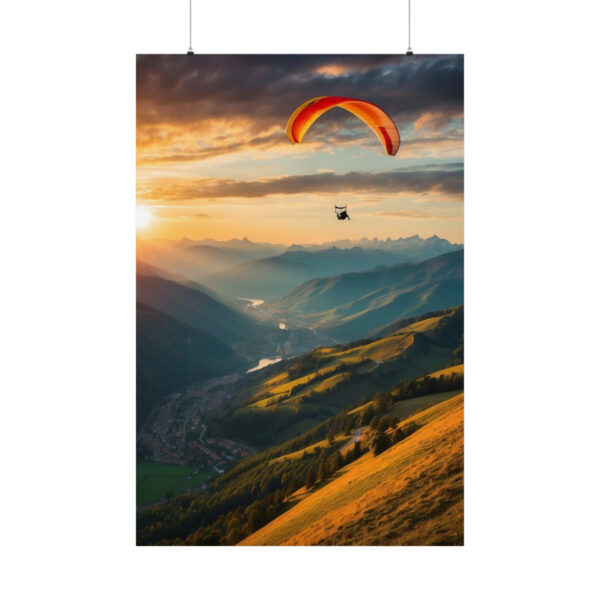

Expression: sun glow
xmin=136 ymin=206 xmax=153 ymax=229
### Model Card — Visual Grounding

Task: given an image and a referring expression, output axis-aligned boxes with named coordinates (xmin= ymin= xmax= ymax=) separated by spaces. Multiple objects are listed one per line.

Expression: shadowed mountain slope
xmin=136 ymin=273 xmax=263 ymax=345
xmin=136 ymin=302 xmax=246 ymax=426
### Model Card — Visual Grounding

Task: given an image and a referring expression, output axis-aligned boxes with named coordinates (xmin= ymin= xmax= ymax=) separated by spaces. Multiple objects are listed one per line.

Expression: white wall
xmin=1 ymin=1 xmax=599 ymax=599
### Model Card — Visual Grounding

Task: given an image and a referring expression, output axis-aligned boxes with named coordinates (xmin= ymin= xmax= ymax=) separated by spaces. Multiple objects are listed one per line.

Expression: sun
xmin=136 ymin=206 xmax=153 ymax=229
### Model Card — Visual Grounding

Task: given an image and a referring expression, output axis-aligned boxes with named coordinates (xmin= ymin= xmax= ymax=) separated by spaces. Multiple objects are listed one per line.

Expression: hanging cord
xmin=407 ymin=0 xmax=413 ymax=55
xmin=187 ymin=0 xmax=194 ymax=54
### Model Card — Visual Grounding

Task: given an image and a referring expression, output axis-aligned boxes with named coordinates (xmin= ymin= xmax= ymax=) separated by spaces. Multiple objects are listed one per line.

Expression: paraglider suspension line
xmin=187 ymin=0 xmax=194 ymax=55
xmin=407 ymin=0 xmax=413 ymax=55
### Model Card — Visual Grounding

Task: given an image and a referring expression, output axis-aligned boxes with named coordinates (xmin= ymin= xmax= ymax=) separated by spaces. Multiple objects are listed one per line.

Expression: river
xmin=239 ymin=297 xmax=264 ymax=307
xmin=247 ymin=357 xmax=282 ymax=373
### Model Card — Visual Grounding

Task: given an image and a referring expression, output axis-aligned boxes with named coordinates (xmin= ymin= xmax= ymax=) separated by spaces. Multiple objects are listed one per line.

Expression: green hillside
xmin=241 ymin=393 xmax=464 ymax=546
xmin=137 ymin=363 xmax=463 ymax=546
xmin=207 ymin=306 xmax=463 ymax=447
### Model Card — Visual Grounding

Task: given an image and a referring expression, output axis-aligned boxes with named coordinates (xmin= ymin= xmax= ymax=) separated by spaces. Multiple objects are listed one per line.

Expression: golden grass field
xmin=240 ymin=392 xmax=464 ymax=546
xmin=247 ymin=334 xmax=416 ymax=411
xmin=393 ymin=315 xmax=445 ymax=334
xmin=420 ymin=363 xmax=464 ymax=380
xmin=270 ymin=433 xmax=351 ymax=464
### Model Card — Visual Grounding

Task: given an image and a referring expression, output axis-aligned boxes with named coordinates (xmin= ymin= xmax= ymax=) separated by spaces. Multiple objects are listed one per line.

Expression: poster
xmin=136 ymin=54 xmax=464 ymax=545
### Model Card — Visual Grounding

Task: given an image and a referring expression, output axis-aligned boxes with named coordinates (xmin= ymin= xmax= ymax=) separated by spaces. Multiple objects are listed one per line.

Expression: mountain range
xmin=137 ymin=237 xmax=286 ymax=281
xmin=204 ymin=242 xmax=462 ymax=299
xmin=136 ymin=234 xmax=465 ymax=544
xmin=137 ymin=235 xmax=463 ymax=296
xmin=270 ymin=250 xmax=464 ymax=341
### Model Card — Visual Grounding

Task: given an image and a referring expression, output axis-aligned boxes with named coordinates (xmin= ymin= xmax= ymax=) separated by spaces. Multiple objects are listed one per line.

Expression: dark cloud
xmin=136 ymin=54 xmax=464 ymax=135
xmin=138 ymin=166 xmax=463 ymax=202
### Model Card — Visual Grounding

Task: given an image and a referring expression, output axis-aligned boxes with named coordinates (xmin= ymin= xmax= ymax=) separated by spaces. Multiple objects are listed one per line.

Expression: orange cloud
xmin=414 ymin=111 xmax=463 ymax=133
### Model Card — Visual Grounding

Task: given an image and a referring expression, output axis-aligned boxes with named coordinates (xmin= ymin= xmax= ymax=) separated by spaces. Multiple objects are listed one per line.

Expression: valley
xmin=136 ymin=236 xmax=464 ymax=545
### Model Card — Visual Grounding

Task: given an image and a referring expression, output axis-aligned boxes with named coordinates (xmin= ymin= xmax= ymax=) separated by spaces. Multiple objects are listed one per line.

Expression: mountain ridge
xmin=270 ymin=250 xmax=464 ymax=341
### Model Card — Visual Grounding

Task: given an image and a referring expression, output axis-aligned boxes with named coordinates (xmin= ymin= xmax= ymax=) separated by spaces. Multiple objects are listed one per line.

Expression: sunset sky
xmin=136 ymin=54 xmax=463 ymax=244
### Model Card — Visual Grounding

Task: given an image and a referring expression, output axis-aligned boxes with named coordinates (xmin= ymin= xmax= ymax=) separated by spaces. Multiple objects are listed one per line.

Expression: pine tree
xmin=247 ymin=508 xmax=262 ymax=533
xmin=331 ymin=452 xmax=343 ymax=473
xmin=317 ymin=462 xmax=328 ymax=482
xmin=304 ymin=467 xmax=316 ymax=489
xmin=286 ymin=473 xmax=301 ymax=497
xmin=371 ymin=431 xmax=391 ymax=456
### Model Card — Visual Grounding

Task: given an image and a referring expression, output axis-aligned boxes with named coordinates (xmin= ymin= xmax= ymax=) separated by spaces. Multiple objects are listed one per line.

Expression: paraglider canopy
xmin=286 ymin=96 xmax=400 ymax=156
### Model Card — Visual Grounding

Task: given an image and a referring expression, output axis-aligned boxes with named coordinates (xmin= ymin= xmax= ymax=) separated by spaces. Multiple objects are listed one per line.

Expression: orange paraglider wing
xmin=285 ymin=96 xmax=400 ymax=156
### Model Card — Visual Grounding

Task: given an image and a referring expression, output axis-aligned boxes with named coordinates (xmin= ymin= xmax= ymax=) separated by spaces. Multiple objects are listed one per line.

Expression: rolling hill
xmin=240 ymin=392 xmax=464 ymax=546
xmin=136 ymin=302 xmax=246 ymax=425
xmin=270 ymin=250 xmax=464 ymax=341
xmin=137 ymin=358 xmax=464 ymax=545
xmin=208 ymin=306 xmax=463 ymax=447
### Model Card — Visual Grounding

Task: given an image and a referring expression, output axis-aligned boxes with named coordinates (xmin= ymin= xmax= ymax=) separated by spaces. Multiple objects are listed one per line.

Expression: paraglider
xmin=286 ymin=96 xmax=400 ymax=156
xmin=335 ymin=205 xmax=350 ymax=221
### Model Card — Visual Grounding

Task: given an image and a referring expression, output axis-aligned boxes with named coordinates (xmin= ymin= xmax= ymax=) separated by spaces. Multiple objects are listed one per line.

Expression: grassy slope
xmin=223 ymin=307 xmax=462 ymax=446
xmin=245 ymin=320 xmax=438 ymax=411
xmin=270 ymin=433 xmax=351 ymax=464
xmin=420 ymin=363 xmax=464 ymax=380
xmin=348 ymin=389 xmax=459 ymax=420
xmin=240 ymin=393 xmax=464 ymax=546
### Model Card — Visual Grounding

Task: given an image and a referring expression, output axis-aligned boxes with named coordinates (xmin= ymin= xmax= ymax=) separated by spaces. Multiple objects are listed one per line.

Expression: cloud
xmin=137 ymin=166 xmax=464 ymax=202
xmin=136 ymin=54 xmax=464 ymax=163
xmin=137 ymin=55 xmax=463 ymax=126
xmin=370 ymin=210 xmax=459 ymax=220
xmin=137 ymin=130 xmax=284 ymax=164
xmin=413 ymin=110 xmax=462 ymax=133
